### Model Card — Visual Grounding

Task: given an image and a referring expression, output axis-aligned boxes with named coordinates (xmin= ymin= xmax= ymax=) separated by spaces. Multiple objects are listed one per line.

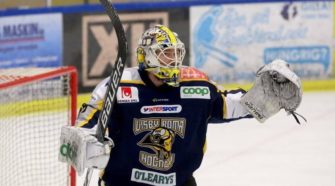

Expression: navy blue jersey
xmin=77 ymin=67 xmax=251 ymax=185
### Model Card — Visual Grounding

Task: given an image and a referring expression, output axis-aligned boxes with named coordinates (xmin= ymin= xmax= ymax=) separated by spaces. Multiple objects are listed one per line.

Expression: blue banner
xmin=0 ymin=13 xmax=62 ymax=68
xmin=264 ymin=46 xmax=330 ymax=68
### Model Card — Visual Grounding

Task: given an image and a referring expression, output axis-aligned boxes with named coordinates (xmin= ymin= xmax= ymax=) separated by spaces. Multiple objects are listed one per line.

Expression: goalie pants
xmin=98 ymin=176 xmax=196 ymax=186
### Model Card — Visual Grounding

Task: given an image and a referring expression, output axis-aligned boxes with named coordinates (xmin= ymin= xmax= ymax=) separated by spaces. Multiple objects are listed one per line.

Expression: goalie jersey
xmin=77 ymin=66 xmax=251 ymax=186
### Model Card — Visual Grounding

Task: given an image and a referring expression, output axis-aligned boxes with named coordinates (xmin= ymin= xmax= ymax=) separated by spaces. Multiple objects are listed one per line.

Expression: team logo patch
xmin=180 ymin=86 xmax=210 ymax=99
xmin=131 ymin=168 xmax=176 ymax=186
xmin=141 ymin=105 xmax=182 ymax=114
xmin=117 ymin=86 xmax=139 ymax=103
xmin=134 ymin=117 xmax=186 ymax=171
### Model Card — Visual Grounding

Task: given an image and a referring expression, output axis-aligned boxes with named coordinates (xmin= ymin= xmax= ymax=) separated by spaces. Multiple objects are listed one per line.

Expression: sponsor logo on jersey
xmin=117 ymin=86 xmax=139 ymax=103
xmin=133 ymin=117 xmax=186 ymax=171
xmin=152 ymin=98 xmax=169 ymax=102
xmin=131 ymin=168 xmax=176 ymax=186
xmin=141 ymin=105 xmax=182 ymax=114
xmin=121 ymin=87 xmax=132 ymax=98
xmin=180 ymin=86 xmax=210 ymax=99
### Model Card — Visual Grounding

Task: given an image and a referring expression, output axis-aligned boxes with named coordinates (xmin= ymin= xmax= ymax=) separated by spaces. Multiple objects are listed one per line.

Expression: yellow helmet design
xmin=137 ymin=25 xmax=186 ymax=87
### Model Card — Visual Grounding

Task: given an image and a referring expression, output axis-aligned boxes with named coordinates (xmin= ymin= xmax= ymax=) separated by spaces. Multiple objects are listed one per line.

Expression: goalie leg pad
xmin=58 ymin=126 xmax=114 ymax=175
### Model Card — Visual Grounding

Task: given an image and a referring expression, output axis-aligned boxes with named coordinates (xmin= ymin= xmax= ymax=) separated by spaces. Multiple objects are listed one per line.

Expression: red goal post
xmin=0 ymin=66 xmax=77 ymax=186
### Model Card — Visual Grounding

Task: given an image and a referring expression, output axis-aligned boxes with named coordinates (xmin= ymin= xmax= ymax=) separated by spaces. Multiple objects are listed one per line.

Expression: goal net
xmin=0 ymin=66 xmax=77 ymax=186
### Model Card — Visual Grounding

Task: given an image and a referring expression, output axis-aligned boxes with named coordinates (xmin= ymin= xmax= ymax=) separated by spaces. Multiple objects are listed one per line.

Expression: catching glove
xmin=240 ymin=59 xmax=306 ymax=124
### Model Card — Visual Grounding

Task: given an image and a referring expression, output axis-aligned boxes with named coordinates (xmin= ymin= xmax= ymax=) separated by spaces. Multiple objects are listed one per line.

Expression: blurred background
xmin=1 ymin=0 xmax=334 ymax=95
xmin=1 ymin=1 xmax=334 ymax=186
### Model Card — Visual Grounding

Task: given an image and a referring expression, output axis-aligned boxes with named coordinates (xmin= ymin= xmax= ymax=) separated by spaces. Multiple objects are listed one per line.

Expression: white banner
xmin=190 ymin=1 xmax=333 ymax=83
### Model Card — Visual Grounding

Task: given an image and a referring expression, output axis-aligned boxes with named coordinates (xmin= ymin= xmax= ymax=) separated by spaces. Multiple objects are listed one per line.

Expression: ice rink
xmin=195 ymin=91 xmax=335 ymax=186
xmin=77 ymin=91 xmax=335 ymax=186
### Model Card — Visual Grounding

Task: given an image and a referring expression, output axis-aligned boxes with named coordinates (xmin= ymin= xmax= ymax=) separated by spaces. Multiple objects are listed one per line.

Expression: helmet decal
xmin=156 ymin=25 xmax=177 ymax=45
xmin=136 ymin=47 xmax=145 ymax=63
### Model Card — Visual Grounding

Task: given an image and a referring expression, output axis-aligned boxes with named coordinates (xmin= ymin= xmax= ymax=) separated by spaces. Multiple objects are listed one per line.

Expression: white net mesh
xmin=0 ymin=67 xmax=76 ymax=186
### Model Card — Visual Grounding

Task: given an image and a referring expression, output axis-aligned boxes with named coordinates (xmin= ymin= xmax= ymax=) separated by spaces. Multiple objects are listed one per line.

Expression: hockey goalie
xmin=59 ymin=25 xmax=303 ymax=186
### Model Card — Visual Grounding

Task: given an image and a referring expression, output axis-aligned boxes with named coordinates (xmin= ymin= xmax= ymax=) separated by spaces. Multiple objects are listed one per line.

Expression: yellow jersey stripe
xmin=78 ymin=108 xmax=98 ymax=127
xmin=78 ymin=100 xmax=103 ymax=127
xmin=221 ymin=94 xmax=227 ymax=119
xmin=203 ymin=139 xmax=207 ymax=154
xmin=121 ymin=80 xmax=145 ymax=85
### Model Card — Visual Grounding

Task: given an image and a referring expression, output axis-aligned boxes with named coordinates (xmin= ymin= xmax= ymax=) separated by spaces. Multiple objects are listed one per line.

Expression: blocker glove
xmin=58 ymin=126 xmax=114 ymax=175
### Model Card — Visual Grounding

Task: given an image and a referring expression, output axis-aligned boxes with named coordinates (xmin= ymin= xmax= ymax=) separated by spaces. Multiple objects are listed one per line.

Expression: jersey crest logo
xmin=117 ymin=86 xmax=139 ymax=103
xmin=133 ymin=117 xmax=186 ymax=171
xmin=141 ymin=127 xmax=175 ymax=160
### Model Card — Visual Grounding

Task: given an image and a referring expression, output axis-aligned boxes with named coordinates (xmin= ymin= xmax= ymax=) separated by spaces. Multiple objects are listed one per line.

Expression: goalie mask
xmin=137 ymin=25 xmax=186 ymax=87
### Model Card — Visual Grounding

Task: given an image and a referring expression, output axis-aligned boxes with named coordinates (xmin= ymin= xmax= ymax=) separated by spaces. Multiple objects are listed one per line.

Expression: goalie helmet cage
xmin=0 ymin=66 xmax=77 ymax=186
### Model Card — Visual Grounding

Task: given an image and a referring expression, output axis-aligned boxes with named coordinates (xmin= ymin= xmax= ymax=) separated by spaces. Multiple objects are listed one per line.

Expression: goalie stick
xmin=83 ymin=0 xmax=127 ymax=185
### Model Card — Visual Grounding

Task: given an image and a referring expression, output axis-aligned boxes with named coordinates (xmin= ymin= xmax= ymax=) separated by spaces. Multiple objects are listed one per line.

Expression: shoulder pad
xmin=121 ymin=67 xmax=144 ymax=84
xmin=180 ymin=66 xmax=208 ymax=81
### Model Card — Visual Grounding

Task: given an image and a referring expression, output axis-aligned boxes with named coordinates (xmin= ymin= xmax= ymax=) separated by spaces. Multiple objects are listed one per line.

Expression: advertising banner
xmin=0 ymin=13 xmax=63 ymax=68
xmin=82 ymin=12 xmax=169 ymax=87
xmin=191 ymin=1 xmax=333 ymax=83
